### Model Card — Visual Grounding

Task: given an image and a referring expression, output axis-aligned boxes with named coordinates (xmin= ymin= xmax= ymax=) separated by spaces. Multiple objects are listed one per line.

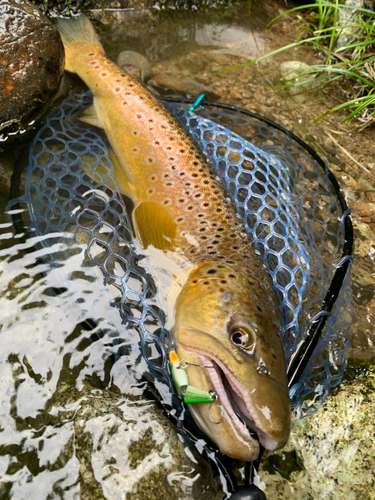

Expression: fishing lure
xmin=169 ymin=351 xmax=218 ymax=404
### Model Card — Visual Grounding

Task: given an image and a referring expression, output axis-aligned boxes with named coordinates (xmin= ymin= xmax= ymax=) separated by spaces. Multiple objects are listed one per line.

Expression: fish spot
xmin=114 ymin=87 xmax=122 ymax=93
xmin=89 ymin=61 xmax=97 ymax=65
xmin=165 ymin=182 xmax=173 ymax=187
xmin=207 ymin=269 xmax=217 ymax=274
xmin=203 ymin=281 xmax=209 ymax=285
xmin=163 ymin=199 xmax=171 ymax=205
xmin=164 ymin=174 xmax=169 ymax=178
xmin=133 ymin=148 xmax=139 ymax=153
xmin=192 ymin=161 xmax=199 ymax=166
xmin=95 ymin=65 xmax=100 ymax=69
xmin=192 ymin=173 xmax=198 ymax=178
xmin=101 ymin=72 xmax=108 ymax=77
xmin=203 ymin=202 xmax=210 ymax=208
xmin=256 ymin=305 xmax=263 ymax=313
xmin=199 ymin=227 xmax=206 ymax=232
xmin=88 ymin=52 xmax=94 ymax=56
xmin=232 ymin=246 xmax=239 ymax=250
xmin=147 ymin=157 xmax=155 ymax=164
xmin=229 ymin=274 xmax=236 ymax=279
xmin=221 ymin=280 xmax=227 ymax=284
xmin=179 ymin=172 xmax=185 ymax=177
xmin=186 ymin=205 xmax=194 ymax=211
xmin=199 ymin=235 xmax=207 ymax=240
xmin=123 ymin=101 xmax=128 ymax=106
xmin=136 ymin=113 xmax=143 ymax=120
xmin=179 ymin=198 xmax=185 ymax=204
xmin=116 ymin=79 xmax=122 ymax=83
xmin=148 ymin=188 xmax=155 ymax=194
xmin=150 ymin=175 xmax=157 ymax=181
xmin=132 ymin=130 xmax=139 ymax=136
xmin=194 ymin=193 xmax=202 ymax=198
xmin=125 ymin=92 xmax=133 ymax=96
xmin=176 ymin=216 xmax=185 ymax=223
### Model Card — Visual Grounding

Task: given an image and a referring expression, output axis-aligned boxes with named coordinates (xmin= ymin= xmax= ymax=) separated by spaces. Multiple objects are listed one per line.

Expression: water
xmin=0 ymin=2 xmax=374 ymax=499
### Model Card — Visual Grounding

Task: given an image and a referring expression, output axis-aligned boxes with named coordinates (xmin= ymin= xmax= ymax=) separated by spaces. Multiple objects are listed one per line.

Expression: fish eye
xmin=230 ymin=327 xmax=256 ymax=353
xmin=230 ymin=328 xmax=248 ymax=347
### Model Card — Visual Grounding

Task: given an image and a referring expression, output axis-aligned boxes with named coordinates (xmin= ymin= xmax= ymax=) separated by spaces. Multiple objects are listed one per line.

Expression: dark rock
xmin=0 ymin=0 xmax=64 ymax=141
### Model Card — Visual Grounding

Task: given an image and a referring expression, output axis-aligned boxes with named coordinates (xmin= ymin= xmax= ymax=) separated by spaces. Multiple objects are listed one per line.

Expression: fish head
xmin=172 ymin=261 xmax=291 ymax=462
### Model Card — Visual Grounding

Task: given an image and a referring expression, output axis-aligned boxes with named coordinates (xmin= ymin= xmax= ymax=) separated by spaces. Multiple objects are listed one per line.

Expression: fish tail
xmin=56 ymin=14 xmax=104 ymax=72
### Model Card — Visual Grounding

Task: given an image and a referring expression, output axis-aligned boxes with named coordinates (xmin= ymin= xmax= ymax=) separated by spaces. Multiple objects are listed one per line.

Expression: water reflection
xmin=0 ymin=223 xmax=216 ymax=498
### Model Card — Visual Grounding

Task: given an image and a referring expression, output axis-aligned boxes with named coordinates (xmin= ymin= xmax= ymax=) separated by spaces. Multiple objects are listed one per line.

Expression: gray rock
xmin=117 ymin=50 xmax=153 ymax=83
xmin=279 ymin=61 xmax=313 ymax=103
xmin=0 ymin=0 xmax=64 ymax=140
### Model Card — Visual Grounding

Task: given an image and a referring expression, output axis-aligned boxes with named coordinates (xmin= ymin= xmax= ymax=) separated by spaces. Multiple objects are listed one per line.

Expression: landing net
xmin=9 ymin=91 xmax=353 ymax=418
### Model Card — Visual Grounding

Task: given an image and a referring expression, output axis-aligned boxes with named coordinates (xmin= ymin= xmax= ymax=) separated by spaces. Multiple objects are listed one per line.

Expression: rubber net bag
xmin=9 ymin=92 xmax=353 ymax=418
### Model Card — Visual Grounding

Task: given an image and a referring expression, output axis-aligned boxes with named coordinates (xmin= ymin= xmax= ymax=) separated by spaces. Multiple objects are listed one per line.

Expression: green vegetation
xmin=220 ymin=1 xmax=375 ymax=126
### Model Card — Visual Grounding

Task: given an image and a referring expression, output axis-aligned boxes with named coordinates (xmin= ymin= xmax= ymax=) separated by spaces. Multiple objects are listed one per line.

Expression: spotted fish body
xmin=57 ymin=15 xmax=291 ymax=461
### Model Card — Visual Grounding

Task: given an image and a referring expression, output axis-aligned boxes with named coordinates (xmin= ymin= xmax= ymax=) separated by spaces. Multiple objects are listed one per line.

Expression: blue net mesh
xmin=10 ymin=91 xmax=352 ymax=418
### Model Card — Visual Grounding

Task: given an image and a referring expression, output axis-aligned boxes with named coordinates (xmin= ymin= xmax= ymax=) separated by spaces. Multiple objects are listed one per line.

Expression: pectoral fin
xmin=108 ymin=147 xmax=136 ymax=199
xmin=132 ymin=202 xmax=176 ymax=251
xmin=78 ymin=105 xmax=103 ymax=128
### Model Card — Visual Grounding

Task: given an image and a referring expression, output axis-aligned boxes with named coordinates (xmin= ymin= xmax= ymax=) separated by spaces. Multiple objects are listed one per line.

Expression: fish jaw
xmin=176 ymin=339 xmax=290 ymax=459
xmin=177 ymin=344 xmax=260 ymax=461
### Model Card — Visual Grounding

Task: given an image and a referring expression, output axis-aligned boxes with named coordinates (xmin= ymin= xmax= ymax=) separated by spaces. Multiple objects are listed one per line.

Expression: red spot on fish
xmin=101 ymin=72 xmax=108 ymax=77
xmin=147 ymin=158 xmax=154 ymax=164
xmin=90 ymin=61 xmax=96 ymax=65
xmin=115 ymin=87 xmax=121 ymax=92
xmin=123 ymin=101 xmax=128 ymax=106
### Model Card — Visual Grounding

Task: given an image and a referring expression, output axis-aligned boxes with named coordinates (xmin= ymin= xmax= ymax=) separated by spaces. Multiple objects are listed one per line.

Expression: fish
xmin=56 ymin=14 xmax=291 ymax=461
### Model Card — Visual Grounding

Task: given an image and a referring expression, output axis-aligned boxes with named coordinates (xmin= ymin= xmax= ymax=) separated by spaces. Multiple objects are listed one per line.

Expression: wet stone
xmin=260 ymin=360 xmax=375 ymax=499
xmin=0 ymin=0 xmax=64 ymax=140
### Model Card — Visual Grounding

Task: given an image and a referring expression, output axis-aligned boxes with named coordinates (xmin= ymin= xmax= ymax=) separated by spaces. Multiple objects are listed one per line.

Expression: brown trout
xmin=57 ymin=15 xmax=291 ymax=461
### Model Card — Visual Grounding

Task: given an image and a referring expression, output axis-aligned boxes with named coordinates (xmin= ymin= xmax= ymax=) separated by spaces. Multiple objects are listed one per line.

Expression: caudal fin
xmin=56 ymin=14 xmax=102 ymax=48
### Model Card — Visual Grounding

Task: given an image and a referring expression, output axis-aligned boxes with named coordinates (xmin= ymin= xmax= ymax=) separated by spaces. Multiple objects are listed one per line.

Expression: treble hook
xmin=208 ymin=394 xmax=222 ymax=424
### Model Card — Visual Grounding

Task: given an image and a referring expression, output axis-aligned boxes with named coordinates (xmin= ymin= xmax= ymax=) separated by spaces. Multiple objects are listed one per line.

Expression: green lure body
xmin=169 ymin=351 xmax=216 ymax=404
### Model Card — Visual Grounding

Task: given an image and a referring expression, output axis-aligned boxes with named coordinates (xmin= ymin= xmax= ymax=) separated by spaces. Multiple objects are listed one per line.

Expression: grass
xmin=218 ymin=0 xmax=375 ymax=126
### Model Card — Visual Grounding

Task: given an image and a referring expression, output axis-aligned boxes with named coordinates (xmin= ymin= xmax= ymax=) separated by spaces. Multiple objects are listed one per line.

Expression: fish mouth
xmin=181 ymin=345 xmax=279 ymax=451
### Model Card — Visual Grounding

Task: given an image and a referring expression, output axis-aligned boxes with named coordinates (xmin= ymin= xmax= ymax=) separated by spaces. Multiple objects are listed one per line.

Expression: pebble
xmin=353 ymin=200 xmax=375 ymax=222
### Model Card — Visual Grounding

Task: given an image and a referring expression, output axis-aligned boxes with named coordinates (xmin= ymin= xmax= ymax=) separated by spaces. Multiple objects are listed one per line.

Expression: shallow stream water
xmin=0 ymin=2 xmax=374 ymax=499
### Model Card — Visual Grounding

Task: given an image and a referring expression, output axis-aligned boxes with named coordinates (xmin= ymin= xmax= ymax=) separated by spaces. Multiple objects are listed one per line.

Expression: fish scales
xmin=75 ymin=46 xmax=271 ymax=289
xmin=57 ymin=15 xmax=291 ymax=463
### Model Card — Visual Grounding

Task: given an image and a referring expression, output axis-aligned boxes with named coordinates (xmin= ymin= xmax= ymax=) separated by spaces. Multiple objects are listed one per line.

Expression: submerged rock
xmin=0 ymin=0 xmax=64 ymax=140
xmin=117 ymin=50 xmax=153 ymax=82
xmin=260 ymin=360 xmax=375 ymax=499
xmin=279 ymin=61 xmax=313 ymax=103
